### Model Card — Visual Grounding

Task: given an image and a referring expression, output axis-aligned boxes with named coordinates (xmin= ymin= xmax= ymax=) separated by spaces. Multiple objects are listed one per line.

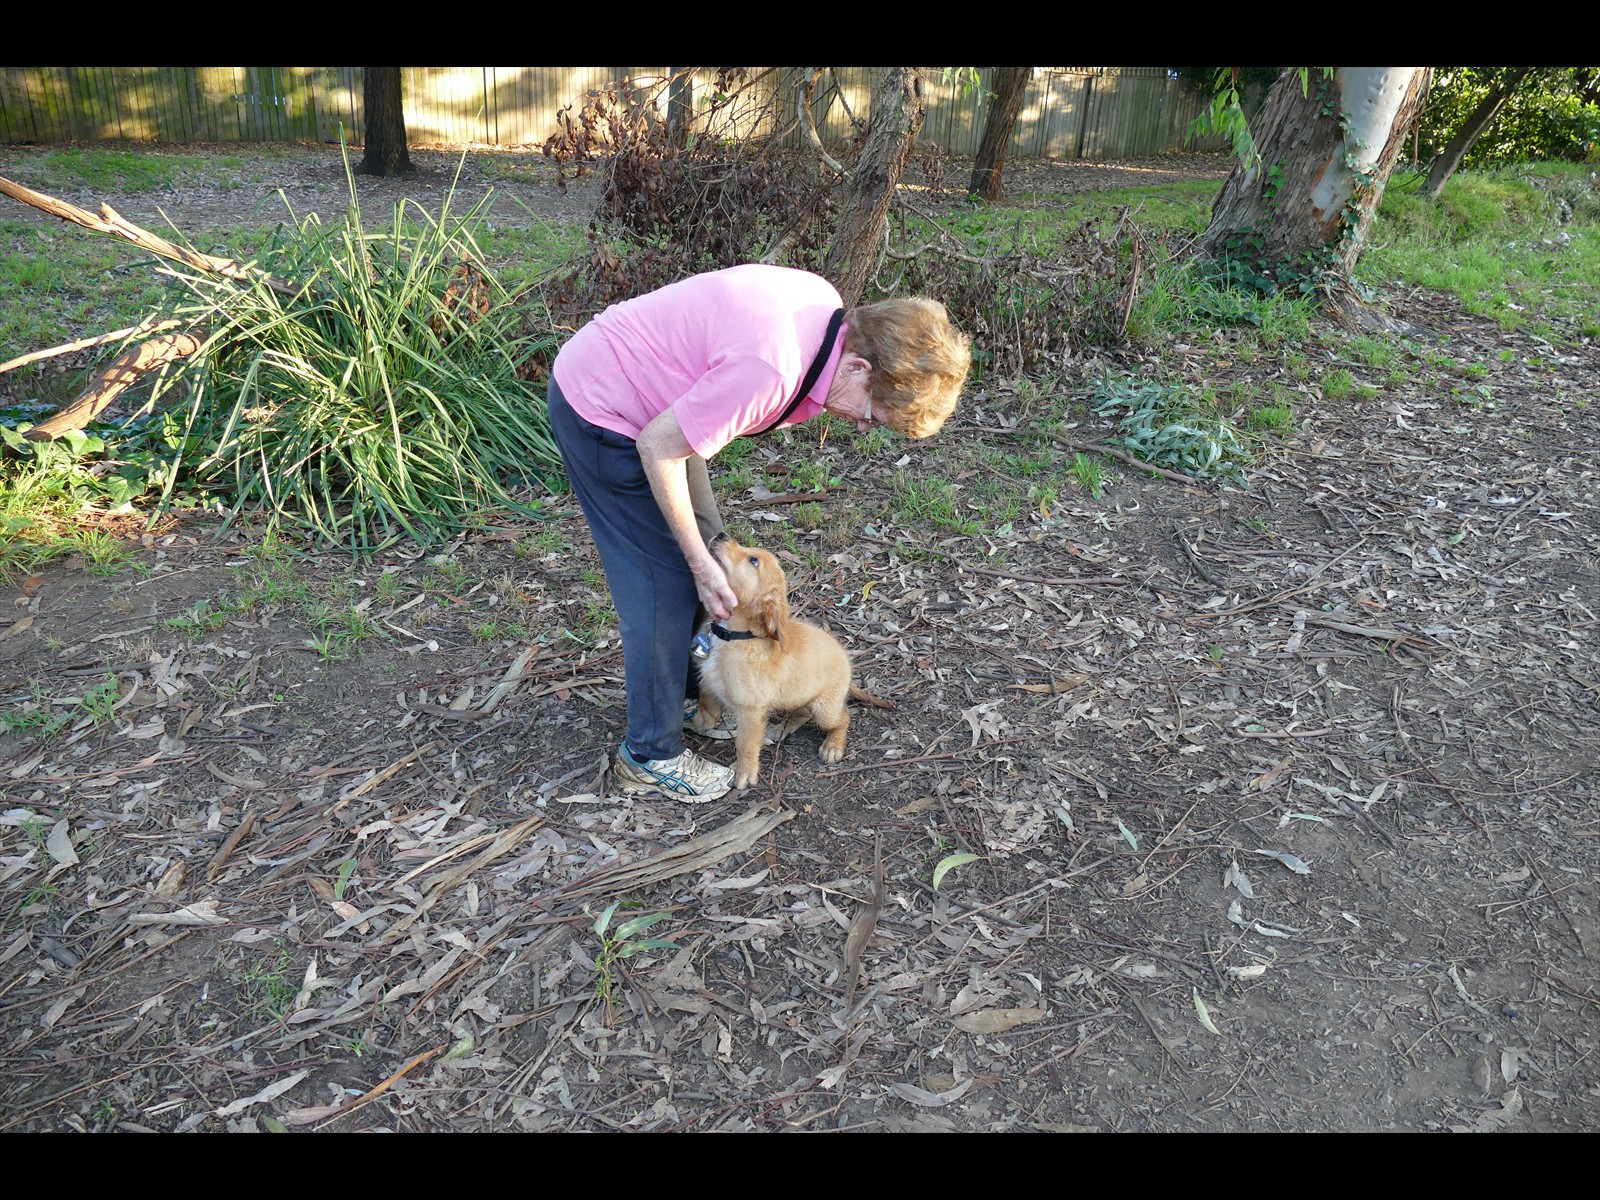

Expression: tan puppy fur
xmin=693 ymin=535 xmax=889 ymax=789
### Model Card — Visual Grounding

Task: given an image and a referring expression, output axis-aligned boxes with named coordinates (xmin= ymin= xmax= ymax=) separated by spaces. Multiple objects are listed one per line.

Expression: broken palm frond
xmin=557 ymin=807 xmax=795 ymax=902
xmin=381 ymin=815 xmax=545 ymax=941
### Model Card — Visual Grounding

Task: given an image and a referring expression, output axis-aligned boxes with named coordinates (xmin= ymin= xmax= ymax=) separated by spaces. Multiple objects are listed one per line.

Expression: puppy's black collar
xmin=710 ymin=623 xmax=757 ymax=642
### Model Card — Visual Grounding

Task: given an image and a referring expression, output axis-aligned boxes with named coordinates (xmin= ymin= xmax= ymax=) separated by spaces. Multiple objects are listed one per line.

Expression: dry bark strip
xmin=840 ymin=833 xmax=884 ymax=1004
xmin=0 ymin=320 xmax=183 ymax=375
xmin=23 ymin=332 xmax=204 ymax=442
xmin=0 ymin=174 xmax=294 ymax=296
xmin=556 ymin=807 xmax=795 ymax=902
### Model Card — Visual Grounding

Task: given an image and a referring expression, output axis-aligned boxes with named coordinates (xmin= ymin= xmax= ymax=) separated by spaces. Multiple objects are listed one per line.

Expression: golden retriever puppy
xmin=693 ymin=534 xmax=889 ymax=789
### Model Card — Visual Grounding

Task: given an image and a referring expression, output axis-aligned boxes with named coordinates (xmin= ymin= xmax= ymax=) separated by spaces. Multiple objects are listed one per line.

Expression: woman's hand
xmin=689 ymin=553 xmax=737 ymax=622
xmin=637 ymin=408 xmax=738 ymax=620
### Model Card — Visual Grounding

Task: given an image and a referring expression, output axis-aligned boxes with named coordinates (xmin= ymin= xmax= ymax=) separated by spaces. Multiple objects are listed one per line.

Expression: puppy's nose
xmin=709 ymin=531 xmax=730 ymax=549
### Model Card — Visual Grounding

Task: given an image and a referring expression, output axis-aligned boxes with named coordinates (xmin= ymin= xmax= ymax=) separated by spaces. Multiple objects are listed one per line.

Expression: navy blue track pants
xmin=546 ymin=380 xmax=723 ymax=762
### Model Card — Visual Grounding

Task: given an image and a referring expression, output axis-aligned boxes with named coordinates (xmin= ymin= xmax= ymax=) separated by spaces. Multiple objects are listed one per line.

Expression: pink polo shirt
xmin=551 ymin=265 xmax=846 ymax=459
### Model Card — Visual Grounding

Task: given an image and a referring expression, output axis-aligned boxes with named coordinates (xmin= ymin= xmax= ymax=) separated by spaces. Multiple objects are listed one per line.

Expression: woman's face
xmin=823 ymin=354 xmax=879 ymax=432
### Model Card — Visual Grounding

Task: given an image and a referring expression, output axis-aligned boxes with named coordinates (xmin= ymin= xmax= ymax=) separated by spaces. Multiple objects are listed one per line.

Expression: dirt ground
xmin=2 ymin=146 xmax=1597 ymax=1133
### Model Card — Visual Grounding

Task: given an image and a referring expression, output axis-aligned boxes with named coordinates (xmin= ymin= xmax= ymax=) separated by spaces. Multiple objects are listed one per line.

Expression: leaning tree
xmin=1198 ymin=68 xmax=1432 ymax=304
xmin=819 ymin=67 xmax=925 ymax=306
xmin=968 ymin=67 xmax=1032 ymax=202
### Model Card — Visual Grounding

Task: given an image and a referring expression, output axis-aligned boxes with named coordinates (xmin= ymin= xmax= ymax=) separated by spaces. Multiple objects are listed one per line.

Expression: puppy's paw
xmin=732 ymin=770 xmax=759 ymax=790
xmin=819 ymin=736 xmax=845 ymax=765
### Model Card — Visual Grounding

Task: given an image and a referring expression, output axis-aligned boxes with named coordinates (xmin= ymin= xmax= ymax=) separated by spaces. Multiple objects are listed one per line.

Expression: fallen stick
xmin=0 ymin=173 xmax=296 ymax=297
xmin=24 ymin=330 xmax=203 ymax=441
xmin=0 ymin=320 xmax=182 ymax=375
xmin=1054 ymin=436 xmax=1200 ymax=486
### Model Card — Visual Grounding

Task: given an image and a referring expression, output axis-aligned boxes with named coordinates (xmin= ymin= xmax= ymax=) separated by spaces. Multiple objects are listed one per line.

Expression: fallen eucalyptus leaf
xmin=46 ymin=819 xmax=79 ymax=867
xmin=1253 ymin=848 xmax=1311 ymax=874
xmin=933 ymin=852 xmax=983 ymax=891
xmin=1116 ymin=819 xmax=1138 ymax=851
xmin=1193 ymin=989 xmax=1223 ymax=1036
xmin=213 ymin=1069 xmax=310 ymax=1117
xmin=892 ymin=1078 xmax=974 ymax=1108
xmin=1224 ymin=860 xmax=1255 ymax=899
xmin=952 ymin=1006 xmax=1047 ymax=1034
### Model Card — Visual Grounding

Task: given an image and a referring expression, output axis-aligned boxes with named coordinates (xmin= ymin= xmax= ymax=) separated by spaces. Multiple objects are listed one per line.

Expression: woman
xmin=547 ymin=264 xmax=970 ymax=801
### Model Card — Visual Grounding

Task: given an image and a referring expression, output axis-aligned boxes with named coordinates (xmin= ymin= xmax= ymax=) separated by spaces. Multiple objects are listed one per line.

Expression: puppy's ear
xmin=757 ymin=589 xmax=787 ymax=644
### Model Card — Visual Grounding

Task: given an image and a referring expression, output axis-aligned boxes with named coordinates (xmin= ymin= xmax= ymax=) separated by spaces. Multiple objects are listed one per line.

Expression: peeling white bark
xmin=1309 ymin=68 xmax=1424 ymax=218
xmin=1201 ymin=66 xmax=1429 ymax=277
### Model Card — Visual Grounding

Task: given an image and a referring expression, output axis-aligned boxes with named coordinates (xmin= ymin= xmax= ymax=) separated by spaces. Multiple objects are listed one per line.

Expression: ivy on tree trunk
xmin=1199 ymin=68 xmax=1430 ymax=291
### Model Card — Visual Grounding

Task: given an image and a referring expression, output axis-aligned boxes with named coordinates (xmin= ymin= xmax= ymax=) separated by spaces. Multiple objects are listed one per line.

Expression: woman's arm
xmin=636 ymin=407 xmax=738 ymax=620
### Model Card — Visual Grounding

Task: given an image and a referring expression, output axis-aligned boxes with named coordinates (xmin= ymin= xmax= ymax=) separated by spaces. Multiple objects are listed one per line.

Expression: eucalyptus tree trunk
xmin=968 ymin=67 xmax=1031 ymax=202
xmin=824 ymin=67 xmax=924 ymax=307
xmin=357 ymin=67 xmax=413 ymax=178
xmin=1199 ymin=68 xmax=1431 ymax=284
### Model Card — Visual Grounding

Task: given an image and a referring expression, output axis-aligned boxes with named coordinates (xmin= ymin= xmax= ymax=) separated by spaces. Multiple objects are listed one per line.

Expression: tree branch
xmin=24 ymin=331 xmax=204 ymax=442
xmin=798 ymin=68 xmax=850 ymax=176
xmin=0 ymin=320 xmax=183 ymax=375
xmin=0 ymin=174 xmax=297 ymax=298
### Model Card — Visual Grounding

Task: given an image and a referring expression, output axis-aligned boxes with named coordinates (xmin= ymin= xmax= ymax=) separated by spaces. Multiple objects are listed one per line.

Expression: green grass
xmin=891 ymin=476 xmax=977 ymax=535
xmin=240 ymin=942 xmax=299 ymax=1021
xmin=0 ymin=683 xmax=68 ymax=740
xmin=1248 ymin=402 xmax=1295 ymax=432
xmin=1070 ymin=452 xmax=1108 ymax=499
xmin=164 ymin=599 xmax=231 ymax=634
xmin=1364 ymin=168 xmax=1600 ymax=333
xmin=1320 ymin=369 xmax=1377 ymax=403
xmin=5 ymin=147 xmax=1600 ymax=565
xmin=78 ymin=676 xmax=121 ymax=724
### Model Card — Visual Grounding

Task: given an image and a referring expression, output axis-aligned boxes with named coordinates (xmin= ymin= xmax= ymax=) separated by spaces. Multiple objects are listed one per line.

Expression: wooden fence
xmin=0 ymin=67 xmax=1230 ymax=160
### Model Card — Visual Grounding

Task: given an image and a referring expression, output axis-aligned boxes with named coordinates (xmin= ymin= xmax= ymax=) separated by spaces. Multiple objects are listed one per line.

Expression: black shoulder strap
xmin=749 ymin=307 xmax=846 ymax=437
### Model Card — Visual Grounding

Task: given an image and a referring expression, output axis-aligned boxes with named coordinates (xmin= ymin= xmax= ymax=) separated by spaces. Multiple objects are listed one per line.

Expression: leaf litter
xmin=2 ymin=155 xmax=1599 ymax=1132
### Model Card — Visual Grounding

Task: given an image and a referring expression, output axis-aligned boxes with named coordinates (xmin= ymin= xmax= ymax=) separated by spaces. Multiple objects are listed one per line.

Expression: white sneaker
xmin=614 ymin=744 xmax=734 ymax=802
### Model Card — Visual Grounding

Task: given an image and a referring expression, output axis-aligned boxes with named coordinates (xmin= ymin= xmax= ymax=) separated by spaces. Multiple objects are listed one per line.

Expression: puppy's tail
xmin=849 ymin=684 xmax=894 ymax=710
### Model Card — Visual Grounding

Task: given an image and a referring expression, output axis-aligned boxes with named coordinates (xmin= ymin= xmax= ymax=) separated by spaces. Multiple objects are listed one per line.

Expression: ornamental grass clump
xmin=154 ymin=184 xmax=560 ymax=549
